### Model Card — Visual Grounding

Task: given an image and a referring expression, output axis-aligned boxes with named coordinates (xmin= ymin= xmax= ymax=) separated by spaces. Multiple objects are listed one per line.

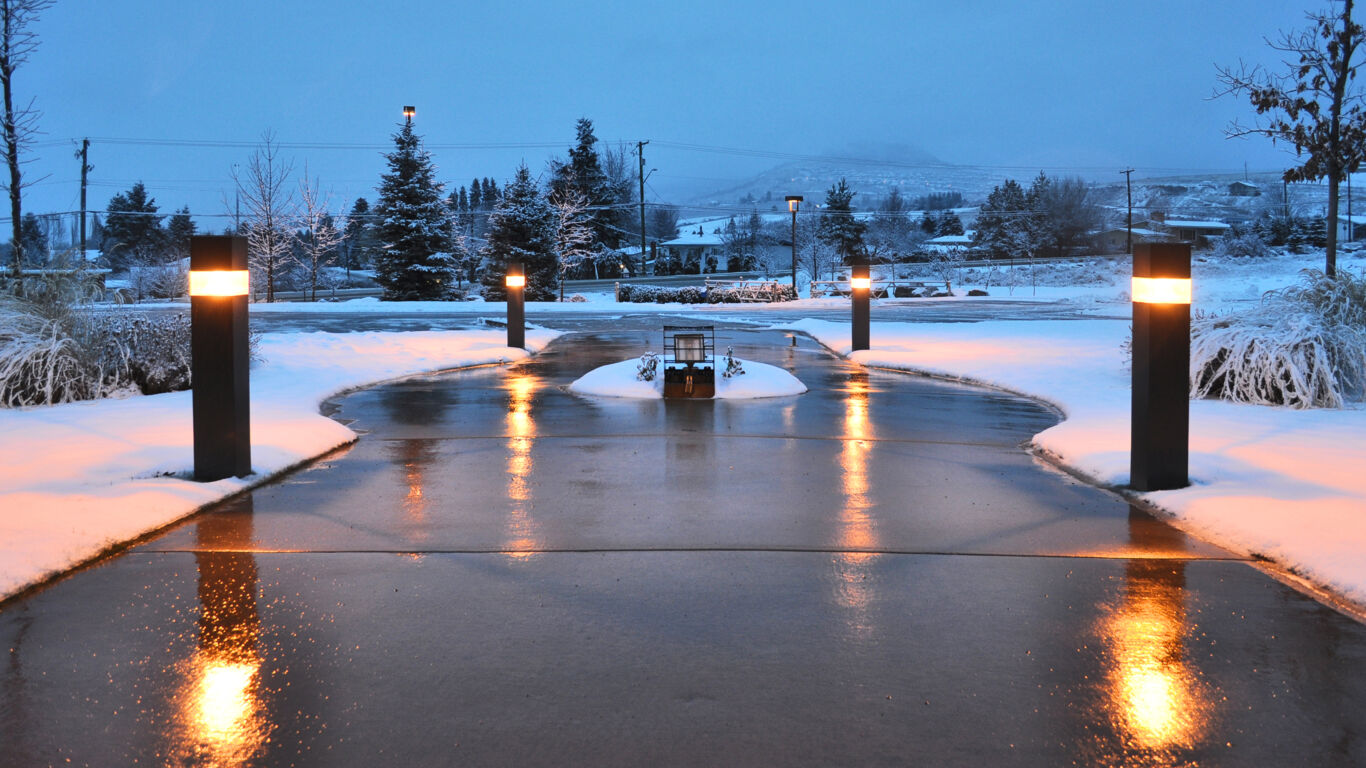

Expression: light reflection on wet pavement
xmin=3 ymin=328 xmax=1365 ymax=766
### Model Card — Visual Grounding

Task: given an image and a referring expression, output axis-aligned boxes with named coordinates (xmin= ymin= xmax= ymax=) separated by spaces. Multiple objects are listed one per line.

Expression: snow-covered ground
xmin=569 ymin=357 xmax=806 ymax=399
xmin=4 ymin=245 xmax=1366 ymax=615
xmin=779 ymin=247 xmax=1366 ymax=609
xmin=0 ymin=329 xmax=557 ymax=600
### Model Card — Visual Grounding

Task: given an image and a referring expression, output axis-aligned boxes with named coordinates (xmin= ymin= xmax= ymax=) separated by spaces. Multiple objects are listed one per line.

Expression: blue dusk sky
xmin=18 ymin=0 xmax=1316 ymax=227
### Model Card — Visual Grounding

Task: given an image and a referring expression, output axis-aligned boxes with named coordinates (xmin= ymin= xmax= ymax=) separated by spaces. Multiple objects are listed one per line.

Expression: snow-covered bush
xmin=0 ymin=301 xmax=93 ymax=406
xmin=1191 ymin=270 xmax=1366 ymax=408
xmin=636 ymin=352 xmax=659 ymax=381
xmin=1212 ymin=229 xmax=1272 ymax=260
xmin=1 ymin=272 xmax=260 ymax=407
xmin=722 ymin=346 xmax=745 ymax=379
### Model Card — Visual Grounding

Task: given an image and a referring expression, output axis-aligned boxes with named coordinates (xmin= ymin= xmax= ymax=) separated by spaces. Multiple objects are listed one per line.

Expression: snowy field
xmin=0 ymin=329 xmax=557 ymax=600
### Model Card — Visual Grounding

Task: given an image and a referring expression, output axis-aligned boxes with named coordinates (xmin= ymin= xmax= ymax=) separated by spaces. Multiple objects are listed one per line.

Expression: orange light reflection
xmin=1100 ymin=560 xmax=1209 ymax=754
xmin=834 ymin=373 xmax=878 ymax=635
xmin=505 ymin=372 xmax=541 ymax=559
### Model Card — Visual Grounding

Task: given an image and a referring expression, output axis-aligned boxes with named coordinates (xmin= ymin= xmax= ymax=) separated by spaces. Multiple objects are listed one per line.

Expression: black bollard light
xmin=190 ymin=236 xmax=251 ymax=481
xmin=1130 ymin=242 xmax=1191 ymax=491
xmin=506 ymin=261 xmax=525 ymax=349
xmin=851 ymin=263 xmax=871 ymax=351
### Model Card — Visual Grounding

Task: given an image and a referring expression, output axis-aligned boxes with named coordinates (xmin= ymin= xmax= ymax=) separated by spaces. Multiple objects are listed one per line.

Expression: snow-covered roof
xmin=925 ymin=234 xmax=971 ymax=245
xmin=662 ymin=231 xmax=723 ymax=247
xmin=1099 ymin=227 xmax=1171 ymax=238
xmin=1162 ymin=219 xmax=1231 ymax=230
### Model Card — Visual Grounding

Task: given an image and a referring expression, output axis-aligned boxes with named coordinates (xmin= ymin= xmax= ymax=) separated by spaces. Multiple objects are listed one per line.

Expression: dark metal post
xmin=1130 ymin=243 xmax=1190 ymax=491
xmin=506 ymin=261 xmax=525 ymax=349
xmin=191 ymin=236 xmax=251 ymax=481
xmin=792 ymin=194 xmax=797 ymax=296
xmin=851 ymin=263 xmax=870 ymax=351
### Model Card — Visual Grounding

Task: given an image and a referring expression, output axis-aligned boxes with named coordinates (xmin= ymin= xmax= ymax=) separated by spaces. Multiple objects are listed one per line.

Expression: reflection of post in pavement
xmin=504 ymin=371 xmax=541 ymax=558
xmin=1099 ymin=510 xmax=1209 ymax=753
xmin=834 ymin=372 xmax=879 ymax=634
xmin=396 ymin=439 xmax=438 ymax=545
xmin=178 ymin=500 xmax=270 ymax=761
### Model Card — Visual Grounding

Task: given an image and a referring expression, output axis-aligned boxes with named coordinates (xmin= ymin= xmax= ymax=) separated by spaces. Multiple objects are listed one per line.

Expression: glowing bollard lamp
xmin=506 ymin=262 xmax=525 ymax=349
xmin=851 ymin=264 xmax=871 ymax=351
xmin=1130 ymin=242 xmax=1191 ymax=492
xmin=190 ymin=235 xmax=251 ymax=481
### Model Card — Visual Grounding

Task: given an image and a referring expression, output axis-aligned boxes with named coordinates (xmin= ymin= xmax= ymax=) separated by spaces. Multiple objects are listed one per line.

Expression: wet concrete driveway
xmin=3 ymin=329 xmax=1366 ymax=766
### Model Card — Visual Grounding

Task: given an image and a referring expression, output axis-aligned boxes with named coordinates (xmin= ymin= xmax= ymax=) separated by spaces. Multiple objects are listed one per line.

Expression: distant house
xmin=1228 ymin=181 xmax=1261 ymax=197
xmin=661 ymin=229 xmax=726 ymax=273
xmin=1337 ymin=214 xmax=1366 ymax=242
xmin=921 ymin=233 xmax=973 ymax=255
xmin=1147 ymin=213 xmax=1232 ymax=242
xmin=1093 ymin=227 xmax=1173 ymax=254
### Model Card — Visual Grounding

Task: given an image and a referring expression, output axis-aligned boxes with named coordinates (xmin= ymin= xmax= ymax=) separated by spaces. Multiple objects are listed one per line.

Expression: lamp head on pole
xmin=1132 ymin=244 xmax=1192 ymax=305
xmin=403 ymin=105 xmax=416 ymax=122
xmin=849 ymin=263 xmax=871 ymax=292
xmin=785 ymin=195 xmax=803 ymax=213
xmin=505 ymin=262 xmax=525 ymax=289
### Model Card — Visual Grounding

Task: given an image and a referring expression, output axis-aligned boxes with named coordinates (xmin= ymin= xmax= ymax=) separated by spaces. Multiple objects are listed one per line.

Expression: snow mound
xmin=569 ymin=358 xmax=806 ymax=399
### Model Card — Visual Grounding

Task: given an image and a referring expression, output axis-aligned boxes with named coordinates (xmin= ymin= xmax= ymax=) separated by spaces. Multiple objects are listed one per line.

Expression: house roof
xmin=662 ymin=231 xmax=723 ymax=247
xmin=925 ymin=234 xmax=972 ymax=245
xmin=1162 ymin=219 xmax=1231 ymax=230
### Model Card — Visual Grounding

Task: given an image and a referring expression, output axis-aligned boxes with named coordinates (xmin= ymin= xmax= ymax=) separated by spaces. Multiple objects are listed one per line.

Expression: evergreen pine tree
xmin=101 ymin=182 xmax=165 ymax=269
xmin=920 ymin=213 xmax=938 ymax=235
xmin=341 ymin=197 xmax=376 ymax=271
xmin=550 ymin=118 xmax=616 ymax=247
xmin=479 ymin=164 xmax=557 ymax=301
xmin=816 ymin=178 xmax=867 ymax=265
xmin=482 ymin=178 xmax=498 ymax=208
xmin=469 ymin=179 xmax=482 ymax=210
xmin=165 ymin=206 xmax=196 ymax=260
xmin=373 ymin=120 xmax=455 ymax=300
xmin=18 ymin=213 xmax=46 ymax=266
xmin=971 ymin=179 xmax=1031 ymax=260
xmin=935 ymin=210 xmax=965 ymax=236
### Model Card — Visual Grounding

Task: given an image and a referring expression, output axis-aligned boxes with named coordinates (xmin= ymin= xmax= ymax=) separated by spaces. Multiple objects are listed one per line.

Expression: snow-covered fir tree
xmin=816 ymin=178 xmax=866 ymax=265
xmin=374 ymin=120 xmax=455 ymax=300
xmin=479 ymin=164 xmax=557 ymax=301
xmin=971 ymin=179 xmax=1034 ymax=260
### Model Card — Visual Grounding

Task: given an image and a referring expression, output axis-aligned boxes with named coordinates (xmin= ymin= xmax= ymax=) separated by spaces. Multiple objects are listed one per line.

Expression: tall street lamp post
xmin=785 ymin=195 xmax=803 ymax=296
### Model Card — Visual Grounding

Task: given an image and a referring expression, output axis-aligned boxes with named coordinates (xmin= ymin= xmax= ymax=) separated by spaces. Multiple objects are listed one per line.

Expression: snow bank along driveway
xmin=786 ymin=317 xmax=1366 ymax=614
xmin=0 ymin=329 xmax=557 ymax=601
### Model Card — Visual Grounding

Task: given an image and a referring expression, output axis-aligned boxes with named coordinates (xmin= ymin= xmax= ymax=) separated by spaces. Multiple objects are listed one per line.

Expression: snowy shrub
xmin=1191 ymin=270 xmax=1366 ymax=408
xmin=1 ymin=272 xmax=261 ymax=407
xmin=1213 ymin=230 xmax=1272 ymax=260
xmin=722 ymin=346 xmax=745 ymax=379
xmin=128 ymin=262 xmax=189 ymax=299
xmin=636 ymin=352 xmax=659 ymax=381
xmin=0 ymin=302 xmax=94 ymax=406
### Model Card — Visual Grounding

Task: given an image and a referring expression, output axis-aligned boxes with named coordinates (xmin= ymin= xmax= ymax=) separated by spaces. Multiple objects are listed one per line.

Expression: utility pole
xmin=76 ymin=138 xmax=90 ymax=257
xmin=1120 ymin=168 xmax=1134 ymax=255
xmin=637 ymin=140 xmax=649 ymax=276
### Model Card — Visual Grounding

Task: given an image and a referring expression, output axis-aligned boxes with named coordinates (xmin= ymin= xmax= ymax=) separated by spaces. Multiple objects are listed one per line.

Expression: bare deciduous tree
xmin=296 ymin=169 xmax=341 ymax=301
xmin=1217 ymin=0 xmax=1366 ymax=278
xmin=1 ymin=0 xmax=52 ymax=283
xmin=233 ymin=132 xmax=294 ymax=301
xmin=550 ymin=189 xmax=594 ymax=299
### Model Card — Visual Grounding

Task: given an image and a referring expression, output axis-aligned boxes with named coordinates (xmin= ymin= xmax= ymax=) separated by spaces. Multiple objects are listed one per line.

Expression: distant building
xmin=1093 ymin=227 xmax=1173 ymax=254
xmin=660 ymin=230 xmax=725 ymax=273
xmin=1146 ymin=212 xmax=1232 ymax=242
xmin=921 ymin=233 xmax=973 ymax=255
xmin=1228 ymin=181 xmax=1261 ymax=197
xmin=1337 ymin=214 xmax=1366 ymax=242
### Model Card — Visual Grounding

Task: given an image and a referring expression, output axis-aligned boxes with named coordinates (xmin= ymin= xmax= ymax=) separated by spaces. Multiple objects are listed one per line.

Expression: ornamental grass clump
xmin=1190 ymin=269 xmax=1366 ymax=408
